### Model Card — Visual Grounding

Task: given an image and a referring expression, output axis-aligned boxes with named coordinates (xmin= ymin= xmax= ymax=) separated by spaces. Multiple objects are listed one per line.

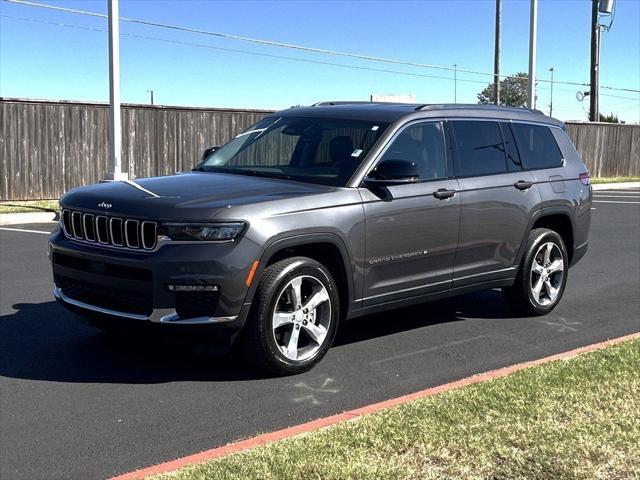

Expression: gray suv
xmin=50 ymin=102 xmax=592 ymax=374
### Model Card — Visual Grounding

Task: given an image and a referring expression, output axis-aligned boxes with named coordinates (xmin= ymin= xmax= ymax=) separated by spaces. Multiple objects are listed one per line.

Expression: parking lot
xmin=1 ymin=188 xmax=639 ymax=480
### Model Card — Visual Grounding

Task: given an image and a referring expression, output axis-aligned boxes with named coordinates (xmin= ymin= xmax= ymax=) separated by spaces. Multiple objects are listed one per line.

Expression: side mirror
xmin=364 ymin=159 xmax=419 ymax=187
xmin=201 ymin=145 xmax=219 ymax=161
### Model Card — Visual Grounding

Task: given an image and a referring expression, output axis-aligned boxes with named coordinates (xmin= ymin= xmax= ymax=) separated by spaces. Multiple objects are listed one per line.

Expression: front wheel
xmin=242 ymin=257 xmax=340 ymax=375
xmin=503 ymin=228 xmax=568 ymax=316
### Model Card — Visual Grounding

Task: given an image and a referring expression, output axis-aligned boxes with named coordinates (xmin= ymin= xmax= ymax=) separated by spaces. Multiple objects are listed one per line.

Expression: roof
xmin=277 ymin=101 xmax=564 ymax=128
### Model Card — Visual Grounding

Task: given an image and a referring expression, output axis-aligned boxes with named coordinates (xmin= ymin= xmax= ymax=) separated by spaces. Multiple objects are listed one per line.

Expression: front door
xmin=359 ymin=121 xmax=461 ymax=307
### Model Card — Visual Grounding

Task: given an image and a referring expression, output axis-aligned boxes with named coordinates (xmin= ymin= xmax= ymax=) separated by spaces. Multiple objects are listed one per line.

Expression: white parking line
xmin=593 ymin=200 xmax=640 ymax=205
xmin=0 ymin=227 xmax=52 ymax=234
xmin=594 ymin=195 xmax=640 ymax=198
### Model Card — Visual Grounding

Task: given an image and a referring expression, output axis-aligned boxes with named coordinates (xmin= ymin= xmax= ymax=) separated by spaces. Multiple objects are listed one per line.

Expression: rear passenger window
xmin=512 ymin=123 xmax=563 ymax=169
xmin=452 ymin=121 xmax=507 ymax=176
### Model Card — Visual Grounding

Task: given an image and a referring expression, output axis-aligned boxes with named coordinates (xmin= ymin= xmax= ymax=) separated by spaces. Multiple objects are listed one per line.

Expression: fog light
xmin=168 ymin=284 xmax=219 ymax=292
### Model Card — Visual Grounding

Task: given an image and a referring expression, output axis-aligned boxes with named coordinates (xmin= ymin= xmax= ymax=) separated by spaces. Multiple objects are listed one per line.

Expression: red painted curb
xmin=110 ymin=332 xmax=640 ymax=480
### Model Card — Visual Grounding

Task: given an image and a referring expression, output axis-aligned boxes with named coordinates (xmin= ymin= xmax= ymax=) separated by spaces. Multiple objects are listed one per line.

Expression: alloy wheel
xmin=271 ymin=275 xmax=332 ymax=361
xmin=530 ymin=241 xmax=564 ymax=306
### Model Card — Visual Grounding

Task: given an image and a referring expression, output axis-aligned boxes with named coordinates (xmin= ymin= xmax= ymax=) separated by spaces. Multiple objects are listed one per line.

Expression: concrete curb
xmin=592 ymin=182 xmax=640 ymax=191
xmin=110 ymin=332 xmax=640 ymax=480
xmin=0 ymin=211 xmax=58 ymax=226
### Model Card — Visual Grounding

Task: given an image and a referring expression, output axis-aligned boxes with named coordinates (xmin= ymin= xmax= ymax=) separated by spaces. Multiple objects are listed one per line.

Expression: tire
xmin=241 ymin=256 xmax=340 ymax=375
xmin=503 ymin=228 xmax=569 ymax=317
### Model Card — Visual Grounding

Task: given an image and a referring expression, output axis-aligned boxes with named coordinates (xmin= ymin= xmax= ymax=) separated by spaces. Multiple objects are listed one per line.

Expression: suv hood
xmin=60 ymin=172 xmax=334 ymax=221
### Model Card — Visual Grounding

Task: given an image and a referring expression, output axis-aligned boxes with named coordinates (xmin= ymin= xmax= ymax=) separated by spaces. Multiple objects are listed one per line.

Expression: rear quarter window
xmin=512 ymin=123 xmax=563 ymax=169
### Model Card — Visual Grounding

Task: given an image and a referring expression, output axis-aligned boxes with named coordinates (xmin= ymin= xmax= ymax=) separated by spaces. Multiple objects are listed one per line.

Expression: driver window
xmin=381 ymin=122 xmax=447 ymax=181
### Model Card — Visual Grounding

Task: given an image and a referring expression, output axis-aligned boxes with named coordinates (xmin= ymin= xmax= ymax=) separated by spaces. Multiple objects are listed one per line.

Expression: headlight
xmin=160 ymin=222 xmax=245 ymax=241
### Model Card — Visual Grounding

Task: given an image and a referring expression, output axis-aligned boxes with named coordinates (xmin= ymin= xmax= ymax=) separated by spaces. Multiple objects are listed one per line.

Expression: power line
xmin=4 ymin=0 xmax=639 ymax=94
xmin=4 ymin=13 xmax=639 ymax=108
xmin=0 ymin=14 xmax=491 ymax=86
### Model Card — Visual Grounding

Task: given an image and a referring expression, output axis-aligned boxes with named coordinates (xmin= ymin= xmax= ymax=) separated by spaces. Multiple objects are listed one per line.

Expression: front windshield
xmin=196 ymin=116 xmax=389 ymax=186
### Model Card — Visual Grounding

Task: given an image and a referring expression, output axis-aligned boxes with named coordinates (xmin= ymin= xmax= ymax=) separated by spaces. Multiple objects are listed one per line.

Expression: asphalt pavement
xmin=1 ymin=189 xmax=639 ymax=480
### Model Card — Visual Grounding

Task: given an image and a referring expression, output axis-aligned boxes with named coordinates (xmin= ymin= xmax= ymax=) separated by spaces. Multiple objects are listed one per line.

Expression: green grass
xmin=0 ymin=200 xmax=59 ymax=214
xmin=153 ymin=339 xmax=640 ymax=480
xmin=591 ymin=176 xmax=640 ymax=184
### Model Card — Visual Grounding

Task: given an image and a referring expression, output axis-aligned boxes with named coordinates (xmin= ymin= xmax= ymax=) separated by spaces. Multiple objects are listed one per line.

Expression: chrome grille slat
xmin=71 ymin=211 xmax=83 ymax=239
xmin=61 ymin=210 xmax=72 ymax=237
xmin=60 ymin=209 xmax=157 ymax=251
xmin=96 ymin=215 xmax=109 ymax=244
xmin=110 ymin=218 xmax=124 ymax=246
xmin=141 ymin=221 xmax=157 ymax=250
xmin=125 ymin=219 xmax=140 ymax=248
xmin=83 ymin=214 xmax=96 ymax=242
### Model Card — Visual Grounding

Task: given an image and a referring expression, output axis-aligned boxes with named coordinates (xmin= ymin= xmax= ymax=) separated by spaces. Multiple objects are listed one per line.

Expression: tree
xmin=477 ymin=72 xmax=528 ymax=107
xmin=598 ymin=112 xmax=622 ymax=123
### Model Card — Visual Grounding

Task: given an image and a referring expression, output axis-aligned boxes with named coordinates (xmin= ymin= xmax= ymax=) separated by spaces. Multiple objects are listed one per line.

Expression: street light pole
xmin=147 ymin=89 xmax=154 ymax=105
xmin=106 ymin=0 xmax=127 ymax=181
xmin=589 ymin=0 xmax=600 ymax=121
xmin=453 ymin=64 xmax=458 ymax=103
xmin=549 ymin=67 xmax=554 ymax=117
xmin=527 ymin=0 xmax=538 ymax=109
xmin=493 ymin=0 xmax=501 ymax=105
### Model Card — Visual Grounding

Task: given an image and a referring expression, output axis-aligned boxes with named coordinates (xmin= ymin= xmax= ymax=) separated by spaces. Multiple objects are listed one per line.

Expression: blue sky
xmin=1 ymin=0 xmax=639 ymax=122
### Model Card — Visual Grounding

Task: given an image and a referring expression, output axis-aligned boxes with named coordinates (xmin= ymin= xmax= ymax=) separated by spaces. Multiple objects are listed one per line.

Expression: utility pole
xmin=589 ymin=0 xmax=600 ymax=121
xmin=527 ymin=0 xmax=538 ymax=109
xmin=549 ymin=67 xmax=554 ymax=117
xmin=493 ymin=0 xmax=501 ymax=105
xmin=106 ymin=0 xmax=127 ymax=180
xmin=147 ymin=89 xmax=154 ymax=105
xmin=453 ymin=64 xmax=458 ymax=103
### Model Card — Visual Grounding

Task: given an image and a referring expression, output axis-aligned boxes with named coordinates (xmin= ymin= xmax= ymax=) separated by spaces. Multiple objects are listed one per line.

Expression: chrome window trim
xmin=124 ymin=219 xmax=140 ymax=248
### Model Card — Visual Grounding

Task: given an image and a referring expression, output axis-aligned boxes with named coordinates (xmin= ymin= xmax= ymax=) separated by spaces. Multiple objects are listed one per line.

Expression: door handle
xmin=433 ymin=188 xmax=456 ymax=200
xmin=514 ymin=180 xmax=533 ymax=190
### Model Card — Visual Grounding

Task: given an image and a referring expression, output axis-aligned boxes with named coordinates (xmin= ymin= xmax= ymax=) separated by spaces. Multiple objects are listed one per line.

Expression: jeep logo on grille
xmin=97 ymin=201 xmax=112 ymax=209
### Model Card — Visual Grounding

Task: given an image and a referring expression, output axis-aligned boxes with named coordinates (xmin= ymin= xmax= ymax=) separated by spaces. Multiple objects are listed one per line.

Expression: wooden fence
xmin=564 ymin=122 xmax=640 ymax=178
xmin=0 ymin=99 xmax=272 ymax=200
xmin=1 ymin=98 xmax=638 ymax=200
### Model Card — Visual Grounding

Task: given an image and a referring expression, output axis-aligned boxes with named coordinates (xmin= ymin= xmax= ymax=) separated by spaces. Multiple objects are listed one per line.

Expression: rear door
xmin=451 ymin=120 xmax=541 ymax=287
xmin=359 ymin=120 xmax=460 ymax=306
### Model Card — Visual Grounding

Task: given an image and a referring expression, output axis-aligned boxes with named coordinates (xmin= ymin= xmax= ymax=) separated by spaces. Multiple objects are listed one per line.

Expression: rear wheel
xmin=242 ymin=257 xmax=340 ymax=375
xmin=503 ymin=228 xmax=568 ymax=316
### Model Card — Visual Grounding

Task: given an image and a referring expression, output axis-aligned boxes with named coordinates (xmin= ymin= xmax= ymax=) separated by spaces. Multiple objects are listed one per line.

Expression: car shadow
xmin=334 ymin=289 xmax=513 ymax=346
xmin=0 ymin=290 xmax=513 ymax=384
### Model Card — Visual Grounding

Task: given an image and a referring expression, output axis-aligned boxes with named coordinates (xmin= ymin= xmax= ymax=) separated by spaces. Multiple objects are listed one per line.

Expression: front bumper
xmin=49 ymin=228 xmax=258 ymax=333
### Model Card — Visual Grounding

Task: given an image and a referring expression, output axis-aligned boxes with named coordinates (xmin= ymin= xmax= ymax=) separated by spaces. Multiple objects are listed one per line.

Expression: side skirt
xmin=346 ymin=278 xmax=515 ymax=320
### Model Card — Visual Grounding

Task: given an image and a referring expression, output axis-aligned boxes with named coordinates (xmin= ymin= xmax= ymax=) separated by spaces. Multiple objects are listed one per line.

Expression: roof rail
xmin=312 ymin=100 xmax=379 ymax=106
xmin=415 ymin=103 xmax=545 ymax=115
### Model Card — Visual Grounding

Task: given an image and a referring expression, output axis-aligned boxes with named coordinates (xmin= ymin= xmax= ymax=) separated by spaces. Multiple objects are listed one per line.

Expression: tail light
xmin=579 ymin=173 xmax=591 ymax=185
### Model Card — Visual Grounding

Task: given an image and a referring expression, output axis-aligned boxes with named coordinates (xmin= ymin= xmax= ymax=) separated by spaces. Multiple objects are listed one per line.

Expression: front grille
xmin=58 ymin=276 xmax=153 ymax=316
xmin=62 ymin=209 xmax=157 ymax=250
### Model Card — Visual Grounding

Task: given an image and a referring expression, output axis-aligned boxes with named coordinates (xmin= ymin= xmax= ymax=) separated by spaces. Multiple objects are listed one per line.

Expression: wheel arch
xmin=246 ymin=233 xmax=355 ymax=319
xmin=518 ymin=206 xmax=576 ymax=266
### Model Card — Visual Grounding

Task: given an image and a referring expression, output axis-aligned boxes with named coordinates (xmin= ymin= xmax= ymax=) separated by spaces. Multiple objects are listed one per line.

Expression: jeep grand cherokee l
xmin=49 ymin=102 xmax=592 ymax=374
